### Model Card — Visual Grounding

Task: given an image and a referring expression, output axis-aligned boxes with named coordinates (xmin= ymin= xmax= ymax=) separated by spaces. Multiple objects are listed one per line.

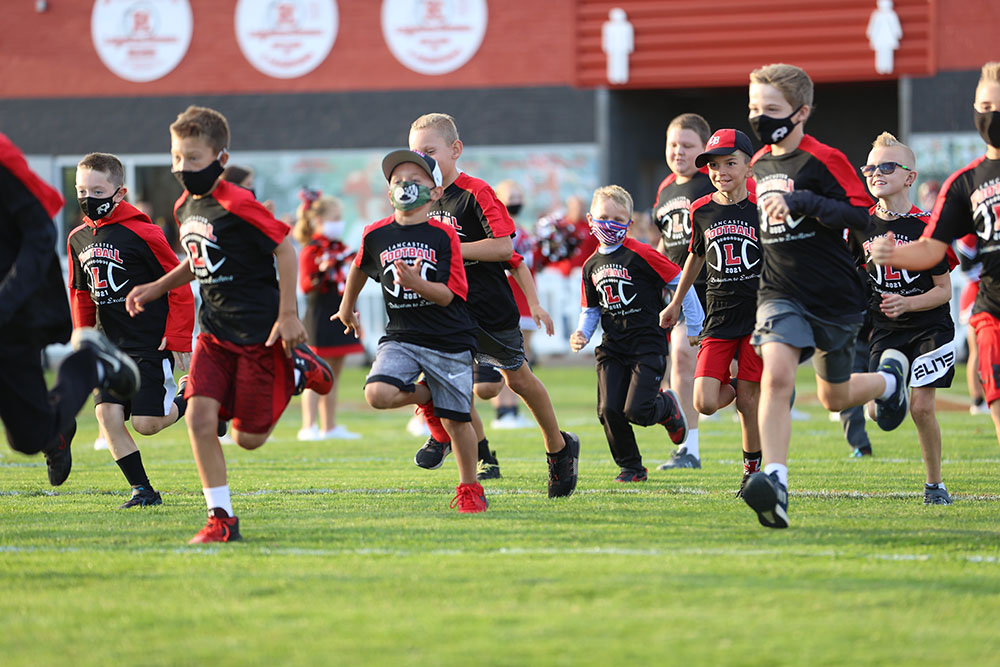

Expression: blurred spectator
xmin=918 ymin=179 xmax=940 ymax=211
xmin=627 ymin=209 xmax=658 ymax=245
xmin=222 ymin=164 xmax=275 ymax=214
xmin=535 ymin=195 xmax=599 ymax=276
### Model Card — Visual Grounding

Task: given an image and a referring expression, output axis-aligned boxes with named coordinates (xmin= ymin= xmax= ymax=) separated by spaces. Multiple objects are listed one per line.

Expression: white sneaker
xmin=828 ymin=411 xmax=841 ymax=422
xmin=297 ymin=425 xmax=322 ymax=442
xmin=490 ymin=413 xmax=532 ymax=430
xmin=790 ymin=407 xmax=811 ymax=421
xmin=406 ymin=413 xmax=430 ymax=437
xmin=219 ymin=434 xmax=235 ymax=446
xmin=970 ymin=401 xmax=990 ymax=416
xmin=323 ymin=425 xmax=361 ymax=440
xmin=93 ymin=437 xmax=108 ymax=451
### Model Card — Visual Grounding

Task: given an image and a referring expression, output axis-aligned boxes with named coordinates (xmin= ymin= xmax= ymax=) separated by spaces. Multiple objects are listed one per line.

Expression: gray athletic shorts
xmin=475 ymin=327 xmax=525 ymax=371
xmin=752 ymin=298 xmax=862 ymax=384
xmin=365 ymin=340 xmax=474 ymax=421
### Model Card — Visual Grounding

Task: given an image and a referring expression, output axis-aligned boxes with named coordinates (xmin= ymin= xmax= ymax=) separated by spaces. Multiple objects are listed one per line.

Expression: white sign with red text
xmin=381 ymin=0 xmax=488 ymax=75
xmin=91 ymin=0 xmax=193 ymax=83
xmin=235 ymin=0 xmax=339 ymax=79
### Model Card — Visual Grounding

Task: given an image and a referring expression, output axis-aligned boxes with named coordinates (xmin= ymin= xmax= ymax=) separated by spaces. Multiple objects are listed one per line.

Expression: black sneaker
xmin=547 ymin=431 xmax=580 ymax=498
xmin=414 ymin=437 xmax=451 ymax=470
xmin=71 ymin=327 xmax=140 ymax=400
xmin=874 ymin=349 xmax=910 ymax=432
xmin=119 ymin=485 xmax=163 ymax=509
xmin=658 ymin=389 xmax=688 ymax=444
xmin=923 ymin=485 xmax=952 ymax=505
xmin=44 ymin=419 xmax=76 ymax=487
xmin=742 ymin=471 xmax=789 ymax=529
xmin=656 ymin=446 xmax=701 ymax=470
xmin=615 ymin=467 xmax=648 ymax=482
xmin=477 ymin=449 xmax=502 ymax=481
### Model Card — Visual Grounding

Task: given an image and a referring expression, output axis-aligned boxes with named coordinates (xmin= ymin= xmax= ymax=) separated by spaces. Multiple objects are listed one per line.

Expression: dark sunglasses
xmin=860 ymin=161 xmax=912 ymax=176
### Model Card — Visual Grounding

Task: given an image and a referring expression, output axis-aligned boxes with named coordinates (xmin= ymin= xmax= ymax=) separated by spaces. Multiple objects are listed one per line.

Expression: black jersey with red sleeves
xmin=689 ymin=194 xmax=762 ymax=339
xmin=652 ymin=169 xmax=715 ymax=272
xmin=355 ymin=216 xmax=477 ymax=353
xmin=751 ymin=134 xmax=872 ymax=322
xmin=924 ymin=156 xmax=1000 ymax=317
xmin=856 ymin=206 xmax=953 ymax=331
xmin=581 ymin=238 xmax=680 ymax=356
xmin=68 ymin=201 xmax=194 ymax=355
xmin=428 ymin=172 xmax=518 ymax=331
xmin=174 ymin=180 xmax=290 ymax=345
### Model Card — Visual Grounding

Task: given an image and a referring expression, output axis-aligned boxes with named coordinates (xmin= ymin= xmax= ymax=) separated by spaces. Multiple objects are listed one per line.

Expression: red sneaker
xmin=188 ymin=514 xmax=242 ymax=544
xmin=414 ymin=380 xmax=451 ymax=444
xmin=450 ymin=483 xmax=489 ymax=513
xmin=292 ymin=344 xmax=333 ymax=395
xmin=658 ymin=389 xmax=688 ymax=445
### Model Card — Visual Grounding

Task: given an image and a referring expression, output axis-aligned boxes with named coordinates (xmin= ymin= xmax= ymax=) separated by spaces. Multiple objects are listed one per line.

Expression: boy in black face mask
xmin=741 ymin=64 xmax=911 ymax=529
xmin=68 ymin=152 xmax=195 ymax=508
xmin=871 ymin=61 xmax=1000 ymax=451
xmin=125 ymin=106 xmax=333 ymax=543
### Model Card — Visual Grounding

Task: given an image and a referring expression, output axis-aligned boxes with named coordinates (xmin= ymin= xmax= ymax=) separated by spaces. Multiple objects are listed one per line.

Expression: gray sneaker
xmin=923 ymin=485 xmax=952 ymax=505
xmin=656 ymin=446 xmax=701 ymax=470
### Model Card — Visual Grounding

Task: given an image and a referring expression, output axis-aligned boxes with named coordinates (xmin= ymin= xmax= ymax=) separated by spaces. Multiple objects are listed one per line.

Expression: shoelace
xmin=449 ymin=487 xmax=471 ymax=509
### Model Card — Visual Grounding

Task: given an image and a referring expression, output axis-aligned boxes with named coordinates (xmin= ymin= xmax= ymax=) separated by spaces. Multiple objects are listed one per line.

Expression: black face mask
xmin=749 ymin=106 xmax=802 ymax=145
xmin=78 ymin=187 xmax=120 ymax=221
xmin=506 ymin=202 xmax=523 ymax=217
xmin=975 ymin=110 xmax=1000 ymax=148
xmin=173 ymin=159 xmax=224 ymax=196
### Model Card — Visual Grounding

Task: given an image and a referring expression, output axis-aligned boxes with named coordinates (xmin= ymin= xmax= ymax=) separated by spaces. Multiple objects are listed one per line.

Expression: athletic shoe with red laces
xmin=414 ymin=380 xmax=451 ymax=444
xmin=615 ymin=467 xmax=648 ymax=483
xmin=658 ymin=389 xmax=688 ymax=445
xmin=450 ymin=482 xmax=489 ymax=513
xmin=188 ymin=511 xmax=242 ymax=544
xmin=292 ymin=344 xmax=333 ymax=395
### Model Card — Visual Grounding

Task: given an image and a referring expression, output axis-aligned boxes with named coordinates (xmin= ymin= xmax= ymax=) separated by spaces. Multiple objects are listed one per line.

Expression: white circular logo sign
xmin=381 ymin=0 xmax=488 ymax=75
xmin=91 ymin=0 xmax=193 ymax=83
xmin=235 ymin=0 xmax=339 ymax=79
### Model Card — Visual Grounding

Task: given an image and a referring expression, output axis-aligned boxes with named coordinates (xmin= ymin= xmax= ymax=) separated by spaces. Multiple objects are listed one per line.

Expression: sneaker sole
xmin=742 ymin=475 xmax=789 ymax=529
xmin=875 ymin=349 xmax=910 ymax=432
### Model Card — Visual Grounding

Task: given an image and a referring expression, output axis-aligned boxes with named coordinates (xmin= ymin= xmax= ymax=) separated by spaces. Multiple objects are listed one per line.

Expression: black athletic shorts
xmin=95 ymin=353 xmax=177 ymax=419
xmin=868 ymin=321 xmax=955 ymax=389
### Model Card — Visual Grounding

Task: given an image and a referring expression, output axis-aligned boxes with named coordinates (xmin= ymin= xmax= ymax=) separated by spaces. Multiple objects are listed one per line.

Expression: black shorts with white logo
xmin=868 ymin=320 xmax=955 ymax=389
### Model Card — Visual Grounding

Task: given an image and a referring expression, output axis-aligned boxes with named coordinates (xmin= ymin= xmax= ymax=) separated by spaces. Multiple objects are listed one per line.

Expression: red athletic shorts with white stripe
xmin=970 ymin=311 xmax=1000 ymax=405
xmin=185 ymin=332 xmax=296 ymax=434
xmin=695 ymin=335 xmax=763 ymax=383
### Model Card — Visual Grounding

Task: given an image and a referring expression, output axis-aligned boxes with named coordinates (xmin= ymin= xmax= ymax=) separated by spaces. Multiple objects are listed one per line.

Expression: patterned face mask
xmin=590 ymin=217 xmax=630 ymax=245
xmin=389 ymin=181 xmax=432 ymax=211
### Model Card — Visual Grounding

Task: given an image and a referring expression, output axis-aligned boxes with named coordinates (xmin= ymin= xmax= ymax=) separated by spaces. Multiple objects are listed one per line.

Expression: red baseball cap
xmin=695 ymin=129 xmax=755 ymax=168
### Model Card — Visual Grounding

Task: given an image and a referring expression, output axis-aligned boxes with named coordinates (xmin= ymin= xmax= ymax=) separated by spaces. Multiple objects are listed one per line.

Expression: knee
xmin=130 ymin=417 xmax=162 ymax=437
xmin=909 ymin=397 xmax=935 ymax=424
xmin=597 ymin=404 xmax=623 ymax=424
xmin=233 ymin=431 xmax=266 ymax=450
xmin=185 ymin=406 xmax=218 ymax=438
xmin=364 ymin=383 xmax=395 ymax=409
xmin=474 ymin=382 xmax=503 ymax=400
xmin=735 ymin=391 xmax=759 ymax=416
xmin=693 ymin=395 xmax=716 ymax=415
xmin=817 ymin=389 xmax=850 ymax=413
xmin=504 ymin=369 xmax=533 ymax=395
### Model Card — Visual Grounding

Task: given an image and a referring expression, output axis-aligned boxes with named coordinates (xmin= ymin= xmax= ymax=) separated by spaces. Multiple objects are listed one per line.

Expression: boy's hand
xmin=393 ymin=258 xmax=424 ymax=291
xmin=125 ymin=282 xmax=164 ymax=316
xmin=569 ymin=330 xmax=588 ymax=353
xmin=331 ymin=308 xmax=363 ymax=339
xmin=529 ymin=302 xmax=555 ymax=336
xmin=879 ymin=292 xmax=909 ymax=319
xmin=761 ymin=192 xmax=790 ymax=223
xmin=266 ymin=313 xmax=307 ymax=357
xmin=870 ymin=231 xmax=896 ymax=265
xmin=688 ymin=336 xmax=700 ymax=347
xmin=659 ymin=301 xmax=681 ymax=329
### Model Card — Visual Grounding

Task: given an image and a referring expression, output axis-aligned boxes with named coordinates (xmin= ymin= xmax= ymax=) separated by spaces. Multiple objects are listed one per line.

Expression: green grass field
xmin=2 ymin=361 xmax=1000 ymax=665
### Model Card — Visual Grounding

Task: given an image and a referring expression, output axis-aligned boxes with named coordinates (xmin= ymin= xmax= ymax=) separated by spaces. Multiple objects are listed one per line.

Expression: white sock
xmin=203 ymin=485 xmax=233 ymax=517
xmin=293 ymin=368 xmax=302 ymax=387
xmin=764 ymin=463 xmax=788 ymax=488
xmin=877 ymin=371 xmax=896 ymax=400
xmin=682 ymin=429 xmax=699 ymax=459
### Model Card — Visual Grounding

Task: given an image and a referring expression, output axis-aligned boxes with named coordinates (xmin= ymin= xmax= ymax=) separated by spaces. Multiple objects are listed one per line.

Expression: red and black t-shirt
xmin=854 ymin=206 xmax=954 ymax=331
xmin=174 ymin=180 xmax=290 ymax=345
xmin=429 ymin=172 xmax=518 ymax=331
xmin=924 ymin=156 xmax=1000 ymax=318
xmin=688 ymin=193 xmax=761 ymax=339
xmin=355 ymin=216 xmax=477 ymax=353
xmin=581 ymin=238 xmax=681 ymax=356
xmin=68 ymin=201 xmax=194 ymax=355
xmin=652 ymin=169 xmax=715 ymax=273
xmin=751 ymin=134 xmax=873 ymax=323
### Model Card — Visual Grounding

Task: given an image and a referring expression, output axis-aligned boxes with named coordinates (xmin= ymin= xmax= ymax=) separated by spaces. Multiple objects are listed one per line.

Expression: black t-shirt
xmin=853 ymin=206 xmax=952 ymax=331
xmin=924 ymin=155 xmax=1000 ymax=318
xmin=175 ymin=180 xmax=290 ymax=345
xmin=652 ymin=169 xmax=715 ymax=281
xmin=688 ymin=193 xmax=762 ymax=339
xmin=355 ymin=216 xmax=477 ymax=353
xmin=429 ymin=172 xmax=518 ymax=332
xmin=581 ymin=238 xmax=680 ymax=356
xmin=751 ymin=134 xmax=872 ymax=322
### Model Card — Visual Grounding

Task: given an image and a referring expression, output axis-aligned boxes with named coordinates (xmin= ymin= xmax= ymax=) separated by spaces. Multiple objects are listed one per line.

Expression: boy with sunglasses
xmin=852 ymin=133 xmax=957 ymax=504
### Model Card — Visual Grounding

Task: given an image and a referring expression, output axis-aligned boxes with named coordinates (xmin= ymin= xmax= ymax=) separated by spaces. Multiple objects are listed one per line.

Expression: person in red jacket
xmin=68 ymin=152 xmax=195 ymax=508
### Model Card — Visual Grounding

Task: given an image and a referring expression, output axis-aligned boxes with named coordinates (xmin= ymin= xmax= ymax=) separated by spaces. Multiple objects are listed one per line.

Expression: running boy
xmin=408 ymin=113 xmax=580 ymax=498
xmin=871 ymin=62 xmax=1000 ymax=450
xmin=334 ymin=149 xmax=487 ymax=513
xmin=853 ymin=132 xmax=956 ymax=504
xmin=570 ymin=185 xmax=694 ymax=481
xmin=742 ymin=64 xmax=910 ymax=529
xmin=660 ymin=130 xmax=764 ymax=496
xmin=126 ymin=106 xmax=333 ymax=543
xmin=653 ymin=113 xmax=714 ymax=470
xmin=69 ymin=152 xmax=195 ymax=508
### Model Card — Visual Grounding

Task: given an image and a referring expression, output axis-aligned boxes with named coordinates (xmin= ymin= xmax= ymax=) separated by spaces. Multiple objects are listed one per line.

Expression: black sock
xmin=477 ymin=438 xmax=491 ymax=459
xmin=173 ymin=393 xmax=187 ymax=420
xmin=496 ymin=406 xmax=515 ymax=419
xmin=974 ymin=397 xmax=985 ymax=408
xmin=743 ymin=450 xmax=762 ymax=473
xmin=115 ymin=451 xmax=151 ymax=489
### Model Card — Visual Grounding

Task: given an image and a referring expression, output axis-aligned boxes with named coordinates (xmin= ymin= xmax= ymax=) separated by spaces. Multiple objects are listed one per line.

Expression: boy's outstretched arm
xmin=509 ymin=259 xmax=554 ymax=335
xmin=126 ymin=261 xmax=195 ymax=316
xmin=266 ymin=236 xmax=307 ymax=356
xmin=660 ymin=253 xmax=705 ymax=329
xmin=333 ymin=264 xmax=367 ymax=339
xmin=870 ymin=232 xmax=949 ymax=272
xmin=461 ymin=235 xmax=513 ymax=262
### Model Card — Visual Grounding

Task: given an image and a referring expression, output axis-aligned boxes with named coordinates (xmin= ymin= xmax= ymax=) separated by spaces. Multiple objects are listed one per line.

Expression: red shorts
xmin=186 ymin=332 xmax=296 ymax=434
xmin=960 ymin=280 xmax=980 ymax=326
xmin=695 ymin=335 xmax=763 ymax=383
xmin=971 ymin=312 xmax=1000 ymax=404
